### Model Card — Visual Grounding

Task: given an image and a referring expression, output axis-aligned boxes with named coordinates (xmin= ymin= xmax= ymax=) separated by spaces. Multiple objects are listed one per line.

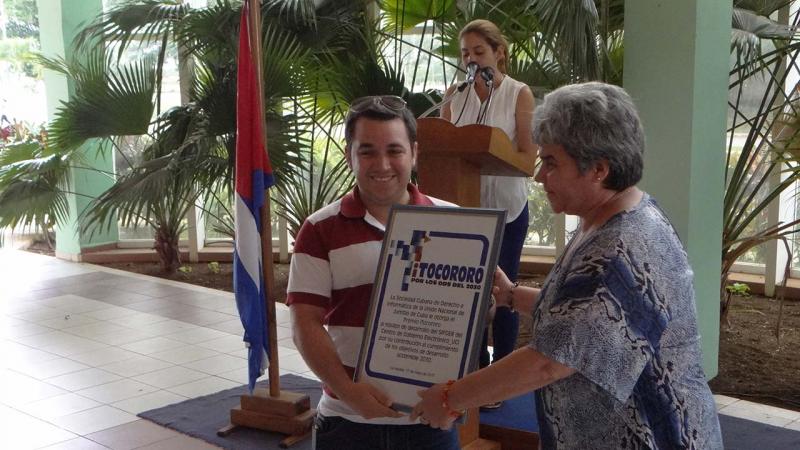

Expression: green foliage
xmin=725 ymin=282 xmax=752 ymax=297
xmin=39 ymin=51 xmax=157 ymax=152
xmin=526 ymin=184 xmax=555 ymax=246
xmin=723 ymin=5 xmax=800 ymax=286
xmin=207 ymin=261 xmax=220 ymax=273
xmin=0 ymin=139 xmax=71 ymax=231
xmin=0 ymin=38 xmax=41 ymax=77
xmin=12 ymin=0 xmax=797 ymax=290
xmin=723 ymin=2 xmax=800 ymax=338
xmin=381 ymin=0 xmax=456 ymax=30
xmin=178 ymin=265 xmax=192 ymax=273
xmin=4 ymin=0 xmax=39 ymax=39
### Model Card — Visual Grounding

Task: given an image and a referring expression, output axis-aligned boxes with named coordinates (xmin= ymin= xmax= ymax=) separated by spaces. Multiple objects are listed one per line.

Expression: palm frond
xmin=192 ymin=63 xmax=236 ymax=136
xmin=74 ymin=0 xmax=188 ymax=60
xmin=731 ymin=7 xmax=797 ymax=72
xmin=381 ymin=0 xmax=457 ymax=31
xmin=263 ymin=0 xmax=318 ymax=27
xmin=734 ymin=0 xmax=793 ymax=17
xmin=261 ymin=22 xmax=315 ymax=100
xmin=176 ymin=0 xmax=239 ymax=65
xmin=525 ymin=0 xmax=601 ymax=81
xmin=80 ymin=151 xmax=196 ymax=234
xmin=272 ymin=154 xmax=353 ymax=238
xmin=46 ymin=50 xmax=156 ymax=151
xmin=507 ymin=57 xmax=567 ymax=94
xmin=0 ymin=143 xmax=73 ymax=228
xmin=723 ymin=27 xmax=800 ymax=280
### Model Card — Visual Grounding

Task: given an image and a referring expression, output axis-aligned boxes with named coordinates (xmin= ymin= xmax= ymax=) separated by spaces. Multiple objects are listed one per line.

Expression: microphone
xmin=457 ymin=62 xmax=480 ymax=92
xmin=480 ymin=66 xmax=494 ymax=86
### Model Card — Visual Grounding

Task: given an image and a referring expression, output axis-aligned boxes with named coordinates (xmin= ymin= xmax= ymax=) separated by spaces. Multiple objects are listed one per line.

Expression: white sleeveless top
xmin=448 ymin=75 xmax=529 ymax=223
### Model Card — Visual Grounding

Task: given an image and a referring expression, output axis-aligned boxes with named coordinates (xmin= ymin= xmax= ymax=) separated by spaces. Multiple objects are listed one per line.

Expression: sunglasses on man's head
xmin=349 ymin=95 xmax=407 ymax=113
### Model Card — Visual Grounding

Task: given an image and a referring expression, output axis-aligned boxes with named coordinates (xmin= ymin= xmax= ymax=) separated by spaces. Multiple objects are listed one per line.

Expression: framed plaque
xmin=354 ymin=205 xmax=506 ymax=412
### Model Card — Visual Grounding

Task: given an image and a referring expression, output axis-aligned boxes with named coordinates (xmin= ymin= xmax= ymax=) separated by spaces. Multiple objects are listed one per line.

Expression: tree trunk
xmin=154 ymin=227 xmax=181 ymax=274
xmin=41 ymin=222 xmax=54 ymax=250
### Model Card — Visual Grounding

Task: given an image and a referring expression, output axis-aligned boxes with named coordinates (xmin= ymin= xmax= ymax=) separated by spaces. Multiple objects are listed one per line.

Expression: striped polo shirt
xmin=286 ymin=184 xmax=454 ymax=424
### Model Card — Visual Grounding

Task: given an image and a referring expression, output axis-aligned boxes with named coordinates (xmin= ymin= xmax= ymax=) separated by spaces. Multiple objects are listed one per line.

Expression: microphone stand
xmin=419 ymin=87 xmax=461 ymax=118
xmin=477 ymin=68 xmax=495 ymax=124
xmin=421 ymin=62 xmax=480 ymax=119
xmin=452 ymin=82 xmax=473 ymax=125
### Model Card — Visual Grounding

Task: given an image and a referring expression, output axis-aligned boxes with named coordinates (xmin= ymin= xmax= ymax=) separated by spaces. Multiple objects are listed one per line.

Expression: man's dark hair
xmin=344 ymin=96 xmax=417 ymax=151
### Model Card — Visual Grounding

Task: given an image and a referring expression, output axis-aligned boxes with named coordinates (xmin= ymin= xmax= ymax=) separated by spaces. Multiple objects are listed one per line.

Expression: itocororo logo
xmin=393 ymin=230 xmax=485 ymax=292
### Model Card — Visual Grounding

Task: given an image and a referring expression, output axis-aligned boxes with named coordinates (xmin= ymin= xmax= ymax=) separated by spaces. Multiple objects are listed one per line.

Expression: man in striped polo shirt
xmin=287 ymin=96 xmax=459 ymax=450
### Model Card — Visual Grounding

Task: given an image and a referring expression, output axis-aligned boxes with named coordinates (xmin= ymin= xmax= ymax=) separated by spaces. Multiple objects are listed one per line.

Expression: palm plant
xmin=382 ymin=0 xmax=800 ymax=312
xmin=723 ymin=0 xmax=800 ymax=333
xmin=6 ymin=0 xmax=794 ymax=287
xmin=4 ymin=0 xmax=625 ymax=258
xmin=0 ymin=137 xmax=72 ymax=247
xmin=46 ymin=0 xmax=315 ymax=271
xmin=0 ymin=45 xmax=156 ymax=250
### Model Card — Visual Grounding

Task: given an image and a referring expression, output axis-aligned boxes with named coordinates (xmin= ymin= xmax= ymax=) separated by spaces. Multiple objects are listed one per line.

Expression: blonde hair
xmin=459 ymin=19 xmax=510 ymax=74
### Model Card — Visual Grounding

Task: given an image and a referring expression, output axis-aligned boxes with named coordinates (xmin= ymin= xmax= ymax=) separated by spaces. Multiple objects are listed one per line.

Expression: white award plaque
xmin=354 ymin=205 xmax=505 ymax=412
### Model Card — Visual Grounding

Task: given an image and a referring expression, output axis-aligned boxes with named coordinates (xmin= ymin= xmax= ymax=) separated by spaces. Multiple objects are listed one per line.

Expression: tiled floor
xmin=1 ymin=248 xmax=798 ymax=449
xmin=0 ymin=249 xmax=310 ymax=449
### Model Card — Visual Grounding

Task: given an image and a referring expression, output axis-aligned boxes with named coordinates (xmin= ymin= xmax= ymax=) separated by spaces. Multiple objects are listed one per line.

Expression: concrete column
xmin=624 ymin=0 xmax=732 ymax=377
xmin=38 ymin=0 xmax=118 ymax=260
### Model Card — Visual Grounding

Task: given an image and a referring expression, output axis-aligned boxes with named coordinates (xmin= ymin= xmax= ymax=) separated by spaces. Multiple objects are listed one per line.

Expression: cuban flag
xmin=234 ymin=0 xmax=274 ymax=393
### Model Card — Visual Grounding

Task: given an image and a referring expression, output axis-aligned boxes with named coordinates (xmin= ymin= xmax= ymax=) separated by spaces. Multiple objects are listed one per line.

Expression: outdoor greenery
xmin=723 ymin=1 xmax=800 ymax=306
xmin=0 ymin=0 xmax=41 ymax=86
xmin=721 ymin=281 xmax=752 ymax=327
xmin=1 ymin=0 xmax=39 ymax=39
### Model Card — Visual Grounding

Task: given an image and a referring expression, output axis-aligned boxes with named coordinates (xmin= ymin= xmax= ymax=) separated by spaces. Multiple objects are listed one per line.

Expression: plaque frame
xmin=354 ymin=205 xmax=506 ymax=412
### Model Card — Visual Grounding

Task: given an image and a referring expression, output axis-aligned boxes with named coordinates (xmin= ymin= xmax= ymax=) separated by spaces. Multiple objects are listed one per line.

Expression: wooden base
xmin=462 ymin=438 xmax=502 ymax=450
xmin=479 ymin=423 xmax=539 ymax=450
xmin=217 ymin=423 xmax=312 ymax=448
xmin=242 ymin=389 xmax=311 ymax=416
xmin=457 ymin=407 xmax=501 ymax=449
xmin=217 ymin=390 xmax=314 ymax=448
xmin=231 ymin=406 xmax=315 ymax=435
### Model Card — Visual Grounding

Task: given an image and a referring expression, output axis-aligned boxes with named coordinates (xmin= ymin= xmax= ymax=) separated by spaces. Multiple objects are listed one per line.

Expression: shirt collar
xmin=340 ymin=183 xmax=434 ymax=219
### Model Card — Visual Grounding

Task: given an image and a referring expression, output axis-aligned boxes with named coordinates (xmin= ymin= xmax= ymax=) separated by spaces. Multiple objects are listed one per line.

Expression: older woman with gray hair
xmin=412 ymin=82 xmax=723 ymax=449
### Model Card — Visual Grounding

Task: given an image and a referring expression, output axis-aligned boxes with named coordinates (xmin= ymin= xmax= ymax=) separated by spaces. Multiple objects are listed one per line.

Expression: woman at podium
xmin=441 ymin=19 xmax=537 ymax=385
xmin=414 ymin=82 xmax=723 ymax=449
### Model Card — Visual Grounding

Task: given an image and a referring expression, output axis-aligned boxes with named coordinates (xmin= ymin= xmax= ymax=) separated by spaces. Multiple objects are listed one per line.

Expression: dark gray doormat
xmin=139 ymin=374 xmax=800 ymax=450
xmin=719 ymin=414 xmax=800 ymax=450
xmin=139 ymin=374 xmax=320 ymax=450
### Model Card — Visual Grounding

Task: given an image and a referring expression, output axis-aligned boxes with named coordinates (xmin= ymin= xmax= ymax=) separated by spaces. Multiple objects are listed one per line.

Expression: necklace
xmin=562 ymin=187 xmax=631 ymax=257
xmin=579 ymin=186 xmax=633 ymax=233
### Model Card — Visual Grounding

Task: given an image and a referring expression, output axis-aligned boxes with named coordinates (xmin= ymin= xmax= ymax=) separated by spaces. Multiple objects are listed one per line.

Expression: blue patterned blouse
xmin=531 ymin=193 xmax=723 ymax=449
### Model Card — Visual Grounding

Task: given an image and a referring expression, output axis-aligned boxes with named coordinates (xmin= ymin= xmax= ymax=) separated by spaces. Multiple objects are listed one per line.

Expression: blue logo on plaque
xmin=391 ymin=230 xmax=488 ymax=292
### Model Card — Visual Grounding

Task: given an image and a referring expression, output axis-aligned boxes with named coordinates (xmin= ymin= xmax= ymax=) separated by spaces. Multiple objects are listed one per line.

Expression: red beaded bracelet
xmin=441 ymin=380 xmax=464 ymax=418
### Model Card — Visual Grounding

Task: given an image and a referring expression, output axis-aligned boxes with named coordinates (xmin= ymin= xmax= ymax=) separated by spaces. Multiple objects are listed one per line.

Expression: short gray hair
xmin=532 ymin=82 xmax=644 ymax=191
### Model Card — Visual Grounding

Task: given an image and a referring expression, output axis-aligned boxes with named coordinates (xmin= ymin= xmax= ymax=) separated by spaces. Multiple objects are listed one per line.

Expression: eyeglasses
xmin=348 ymin=95 xmax=407 ymax=113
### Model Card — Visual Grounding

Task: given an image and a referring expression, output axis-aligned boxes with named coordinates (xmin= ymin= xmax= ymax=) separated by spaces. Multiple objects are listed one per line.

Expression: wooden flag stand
xmin=216 ymin=202 xmax=315 ymax=447
xmin=217 ymin=1 xmax=313 ymax=447
xmin=216 ymin=216 xmax=316 ymax=447
xmin=215 ymin=202 xmax=315 ymax=447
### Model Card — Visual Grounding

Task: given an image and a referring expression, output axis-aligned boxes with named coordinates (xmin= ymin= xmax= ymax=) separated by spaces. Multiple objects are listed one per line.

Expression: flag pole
xmin=220 ymin=2 xmax=313 ymax=444
xmin=248 ymin=0 xmax=281 ymax=398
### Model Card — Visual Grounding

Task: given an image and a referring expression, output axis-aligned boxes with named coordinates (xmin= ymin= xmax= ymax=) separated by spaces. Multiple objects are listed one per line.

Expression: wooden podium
xmin=415 ymin=118 xmax=534 ymax=208
xmin=415 ymin=118 xmax=537 ymax=450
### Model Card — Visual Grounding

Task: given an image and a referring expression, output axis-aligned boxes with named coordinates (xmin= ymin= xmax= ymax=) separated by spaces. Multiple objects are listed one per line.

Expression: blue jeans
xmin=313 ymin=414 xmax=460 ymax=450
xmin=480 ymin=203 xmax=527 ymax=368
